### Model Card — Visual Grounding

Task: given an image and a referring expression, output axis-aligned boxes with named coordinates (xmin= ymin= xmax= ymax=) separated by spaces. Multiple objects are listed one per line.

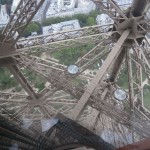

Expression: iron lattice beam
xmin=11 ymin=48 xmax=150 ymax=137
xmin=8 ymin=65 xmax=38 ymax=100
xmin=92 ymin=0 xmax=127 ymax=24
xmin=0 ymin=0 xmax=150 ymax=147
xmin=71 ymin=30 xmax=130 ymax=120
xmin=1 ymin=0 xmax=45 ymax=45
xmin=17 ymin=24 xmax=114 ymax=48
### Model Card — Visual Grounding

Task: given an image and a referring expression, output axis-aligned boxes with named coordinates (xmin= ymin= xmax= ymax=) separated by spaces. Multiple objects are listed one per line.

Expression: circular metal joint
xmin=114 ymin=88 xmax=127 ymax=101
xmin=67 ymin=64 xmax=79 ymax=75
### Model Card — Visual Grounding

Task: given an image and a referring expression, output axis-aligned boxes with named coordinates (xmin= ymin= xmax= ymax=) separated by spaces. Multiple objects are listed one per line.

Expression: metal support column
xmin=71 ymin=30 xmax=130 ymax=120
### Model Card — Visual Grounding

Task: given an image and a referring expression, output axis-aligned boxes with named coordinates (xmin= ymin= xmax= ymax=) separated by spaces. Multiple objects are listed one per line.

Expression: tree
xmin=52 ymin=44 xmax=94 ymax=65
xmin=42 ymin=16 xmax=71 ymax=26
xmin=87 ymin=17 xmax=95 ymax=26
xmin=0 ymin=68 xmax=16 ymax=90
xmin=74 ymin=14 xmax=88 ymax=27
xmin=42 ymin=10 xmax=99 ymax=27
xmin=0 ymin=27 xmax=4 ymax=33
xmin=0 ymin=0 xmax=12 ymax=4
xmin=89 ymin=9 xmax=100 ymax=18
xmin=22 ymin=22 xmax=41 ymax=37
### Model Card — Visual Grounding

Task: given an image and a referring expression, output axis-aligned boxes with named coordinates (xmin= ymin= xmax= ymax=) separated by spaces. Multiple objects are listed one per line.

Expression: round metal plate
xmin=114 ymin=88 xmax=127 ymax=101
xmin=67 ymin=64 xmax=79 ymax=75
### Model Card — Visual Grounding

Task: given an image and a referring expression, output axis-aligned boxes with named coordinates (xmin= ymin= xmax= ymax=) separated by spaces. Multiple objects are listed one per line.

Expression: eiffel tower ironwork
xmin=1 ymin=0 xmax=150 ymax=149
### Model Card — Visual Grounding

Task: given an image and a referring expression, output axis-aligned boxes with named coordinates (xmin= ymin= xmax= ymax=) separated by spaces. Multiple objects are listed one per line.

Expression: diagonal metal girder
xmin=92 ymin=0 xmax=127 ymax=24
xmin=11 ymin=40 xmax=150 ymax=137
xmin=17 ymin=24 xmax=114 ymax=48
xmin=1 ymin=0 xmax=45 ymax=44
xmin=0 ymin=33 xmax=114 ymax=59
xmin=71 ymin=30 xmax=130 ymax=120
xmin=8 ymin=65 xmax=38 ymax=100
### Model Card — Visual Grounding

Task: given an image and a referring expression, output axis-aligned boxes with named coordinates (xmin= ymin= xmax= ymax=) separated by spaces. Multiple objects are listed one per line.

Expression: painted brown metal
xmin=117 ymin=138 xmax=150 ymax=150
xmin=71 ymin=30 xmax=130 ymax=120
xmin=0 ymin=0 xmax=150 ymax=148
xmin=8 ymin=65 xmax=38 ymax=100
xmin=1 ymin=0 xmax=45 ymax=44
xmin=131 ymin=0 xmax=148 ymax=17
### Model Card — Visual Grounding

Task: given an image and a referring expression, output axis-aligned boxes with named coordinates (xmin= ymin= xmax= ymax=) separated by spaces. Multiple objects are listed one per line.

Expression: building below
xmin=45 ymin=0 xmax=95 ymax=18
xmin=33 ymin=0 xmax=95 ymax=20
xmin=96 ymin=14 xmax=113 ymax=26
xmin=42 ymin=19 xmax=80 ymax=35
xmin=0 ymin=5 xmax=9 ymax=28
xmin=116 ymin=0 xmax=132 ymax=5
xmin=11 ymin=0 xmax=20 ymax=13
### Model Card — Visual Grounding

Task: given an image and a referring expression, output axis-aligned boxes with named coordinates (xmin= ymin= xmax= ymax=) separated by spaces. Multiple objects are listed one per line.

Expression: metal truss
xmin=10 ymin=45 xmax=150 ymax=138
xmin=0 ymin=113 xmax=115 ymax=150
xmin=1 ymin=0 xmax=45 ymax=44
xmin=0 ymin=89 xmax=77 ymax=120
xmin=92 ymin=0 xmax=128 ymax=24
xmin=1 ymin=0 xmax=150 ymax=148
xmin=17 ymin=24 xmax=113 ymax=48
xmin=0 ymin=24 xmax=114 ymax=59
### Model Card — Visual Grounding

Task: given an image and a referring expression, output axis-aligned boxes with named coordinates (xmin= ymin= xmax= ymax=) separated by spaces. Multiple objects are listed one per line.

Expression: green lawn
xmin=144 ymin=92 xmax=150 ymax=110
